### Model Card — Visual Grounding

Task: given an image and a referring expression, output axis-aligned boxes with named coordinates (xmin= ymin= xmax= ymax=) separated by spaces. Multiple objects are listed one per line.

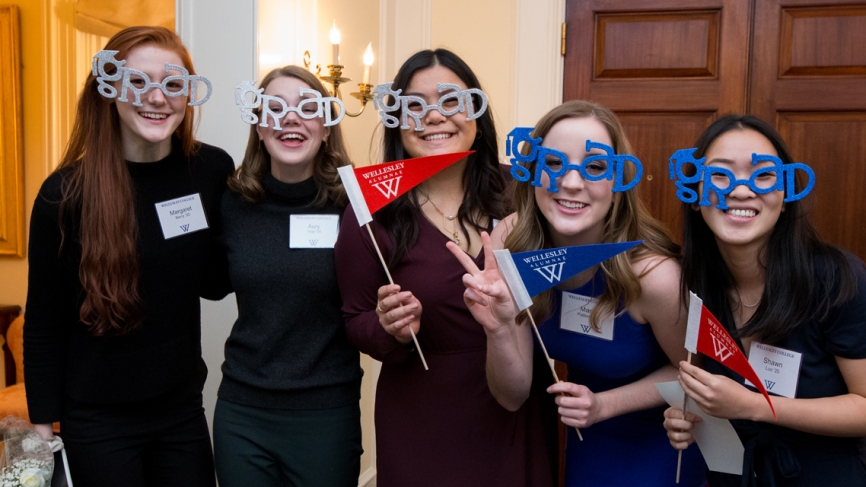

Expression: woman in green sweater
xmin=213 ymin=65 xmax=363 ymax=487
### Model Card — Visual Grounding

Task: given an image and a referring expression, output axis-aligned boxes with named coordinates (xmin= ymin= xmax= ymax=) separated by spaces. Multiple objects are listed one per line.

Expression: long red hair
xmin=57 ymin=26 xmax=199 ymax=335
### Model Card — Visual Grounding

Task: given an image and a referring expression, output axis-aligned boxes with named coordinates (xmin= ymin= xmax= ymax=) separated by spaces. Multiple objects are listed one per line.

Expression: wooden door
xmin=750 ymin=0 xmax=866 ymax=260
xmin=564 ymin=0 xmax=752 ymax=241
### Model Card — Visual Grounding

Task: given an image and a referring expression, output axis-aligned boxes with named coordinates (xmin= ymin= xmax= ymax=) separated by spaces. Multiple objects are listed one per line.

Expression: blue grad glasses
xmin=668 ymin=148 xmax=815 ymax=210
xmin=506 ymin=127 xmax=643 ymax=193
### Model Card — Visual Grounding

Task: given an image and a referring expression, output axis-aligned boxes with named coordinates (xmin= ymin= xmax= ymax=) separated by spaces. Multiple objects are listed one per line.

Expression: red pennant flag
xmin=686 ymin=292 xmax=777 ymax=419
xmin=338 ymin=151 xmax=473 ymax=226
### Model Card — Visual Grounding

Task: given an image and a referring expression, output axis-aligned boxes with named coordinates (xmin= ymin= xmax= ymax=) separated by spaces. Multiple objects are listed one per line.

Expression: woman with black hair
xmin=335 ymin=49 xmax=557 ymax=487
xmin=663 ymin=115 xmax=866 ymax=485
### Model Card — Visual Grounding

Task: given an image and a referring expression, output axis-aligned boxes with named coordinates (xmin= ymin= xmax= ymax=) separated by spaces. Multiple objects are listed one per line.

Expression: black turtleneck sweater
xmin=24 ymin=144 xmax=234 ymax=423
xmin=217 ymin=174 xmax=361 ymax=409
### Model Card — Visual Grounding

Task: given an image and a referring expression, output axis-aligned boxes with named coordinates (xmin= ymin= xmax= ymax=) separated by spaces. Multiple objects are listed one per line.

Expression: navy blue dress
xmin=538 ymin=269 xmax=707 ymax=487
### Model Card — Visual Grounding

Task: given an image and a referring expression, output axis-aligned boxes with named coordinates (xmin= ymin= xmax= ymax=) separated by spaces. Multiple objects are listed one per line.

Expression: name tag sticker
xmin=289 ymin=214 xmax=339 ymax=248
xmin=154 ymin=193 xmax=209 ymax=239
xmin=744 ymin=342 xmax=802 ymax=398
xmin=560 ymin=291 xmax=615 ymax=341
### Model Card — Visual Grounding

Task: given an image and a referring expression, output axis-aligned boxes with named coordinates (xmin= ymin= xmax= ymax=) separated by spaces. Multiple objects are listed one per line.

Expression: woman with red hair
xmin=24 ymin=26 xmax=233 ymax=486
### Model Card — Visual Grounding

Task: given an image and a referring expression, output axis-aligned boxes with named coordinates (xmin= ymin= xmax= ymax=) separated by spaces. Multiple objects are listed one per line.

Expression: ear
xmin=255 ymin=124 xmax=264 ymax=141
xmin=691 ymin=202 xmax=700 ymax=211
xmin=323 ymin=126 xmax=331 ymax=142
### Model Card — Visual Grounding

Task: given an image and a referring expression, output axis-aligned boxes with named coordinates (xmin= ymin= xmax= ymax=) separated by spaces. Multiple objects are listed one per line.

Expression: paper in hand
xmin=656 ymin=380 xmax=744 ymax=475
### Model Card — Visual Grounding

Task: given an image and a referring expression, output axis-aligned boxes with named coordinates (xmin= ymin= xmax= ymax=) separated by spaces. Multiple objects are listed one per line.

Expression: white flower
xmin=20 ymin=436 xmax=44 ymax=454
xmin=18 ymin=468 xmax=46 ymax=487
xmin=0 ymin=458 xmax=51 ymax=487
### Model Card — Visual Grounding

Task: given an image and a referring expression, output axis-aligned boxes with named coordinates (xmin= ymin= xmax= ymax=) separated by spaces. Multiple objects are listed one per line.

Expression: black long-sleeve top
xmin=24 ymin=143 xmax=234 ymax=424
xmin=217 ymin=175 xmax=362 ymax=409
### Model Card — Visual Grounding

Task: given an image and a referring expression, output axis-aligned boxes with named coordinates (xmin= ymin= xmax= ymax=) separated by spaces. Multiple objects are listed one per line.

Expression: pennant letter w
xmin=533 ymin=262 xmax=565 ymax=283
xmin=710 ymin=334 xmax=734 ymax=362
xmin=372 ymin=176 xmax=402 ymax=199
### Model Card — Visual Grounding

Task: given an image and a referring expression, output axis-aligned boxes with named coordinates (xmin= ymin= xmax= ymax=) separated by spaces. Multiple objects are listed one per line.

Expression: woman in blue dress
xmin=448 ymin=100 xmax=706 ymax=486
xmin=663 ymin=115 xmax=866 ymax=486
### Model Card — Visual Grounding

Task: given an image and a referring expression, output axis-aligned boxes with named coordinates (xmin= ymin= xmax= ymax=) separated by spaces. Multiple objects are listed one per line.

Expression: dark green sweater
xmin=217 ymin=174 xmax=361 ymax=409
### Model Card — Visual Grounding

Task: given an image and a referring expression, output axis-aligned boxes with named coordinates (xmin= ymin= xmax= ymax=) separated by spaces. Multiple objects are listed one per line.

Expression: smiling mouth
xmin=556 ymin=200 xmax=587 ymax=210
xmin=422 ymin=133 xmax=452 ymax=141
xmin=280 ymin=133 xmax=306 ymax=142
xmin=726 ymin=209 xmax=757 ymax=218
xmin=140 ymin=112 xmax=168 ymax=120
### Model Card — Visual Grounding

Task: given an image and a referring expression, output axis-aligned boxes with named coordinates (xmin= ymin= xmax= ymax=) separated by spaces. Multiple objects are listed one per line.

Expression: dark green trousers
xmin=213 ymin=398 xmax=362 ymax=487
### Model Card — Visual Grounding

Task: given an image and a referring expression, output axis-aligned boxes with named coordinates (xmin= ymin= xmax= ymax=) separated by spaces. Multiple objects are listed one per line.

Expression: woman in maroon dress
xmin=335 ymin=49 xmax=557 ymax=487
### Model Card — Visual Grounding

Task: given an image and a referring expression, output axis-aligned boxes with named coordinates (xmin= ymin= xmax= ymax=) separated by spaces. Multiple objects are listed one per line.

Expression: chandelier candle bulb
xmin=363 ymin=43 xmax=374 ymax=84
xmin=329 ymin=20 xmax=340 ymax=65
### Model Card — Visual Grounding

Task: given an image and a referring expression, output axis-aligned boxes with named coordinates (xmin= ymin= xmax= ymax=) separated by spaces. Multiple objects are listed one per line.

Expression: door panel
xmin=618 ymin=112 xmax=716 ymax=240
xmin=566 ymin=0 xmax=750 ymax=109
xmin=779 ymin=5 xmax=866 ymax=77
xmin=595 ymin=11 xmax=719 ymax=78
xmin=777 ymin=112 xmax=866 ymax=259
xmin=751 ymin=0 xmax=866 ymax=260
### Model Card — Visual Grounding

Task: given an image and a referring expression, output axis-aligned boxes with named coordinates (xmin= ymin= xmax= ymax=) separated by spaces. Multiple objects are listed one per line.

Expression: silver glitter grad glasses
xmin=234 ymin=80 xmax=346 ymax=129
xmin=91 ymin=50 xmax=212 ymax=106
xmin=371 ymin=82 xmax=488 ymax=131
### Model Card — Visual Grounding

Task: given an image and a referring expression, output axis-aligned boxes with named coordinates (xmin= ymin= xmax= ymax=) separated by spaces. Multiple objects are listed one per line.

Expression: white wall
xmin=381 ymin=0 xmax=564 ymax=158
xmin=311 ymin=3 xmax=382 ymax=482
xmin=176 ymin=0 xmax=255 ymax=439
xmin=177 ymin=1 xmax=256 ymax=163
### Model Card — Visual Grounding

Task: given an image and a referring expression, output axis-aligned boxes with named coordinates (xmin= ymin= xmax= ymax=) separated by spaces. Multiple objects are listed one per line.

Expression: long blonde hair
xmin=229 ymin=65 xmax=351 ymax=206
xmin=505 ymin=100 xmax=680 ymax=328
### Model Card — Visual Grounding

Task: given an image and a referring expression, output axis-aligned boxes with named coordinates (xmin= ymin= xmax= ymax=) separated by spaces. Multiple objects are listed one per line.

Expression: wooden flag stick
xmin=527 ymin=311 xmax=583 ymax=442
xmin=675 ymin=350 xmax=692 ymax=484
xmin=366 ymin=224 xmax=429 ymax=371
xmin=526 ymin=311 xmax=558 ymax=381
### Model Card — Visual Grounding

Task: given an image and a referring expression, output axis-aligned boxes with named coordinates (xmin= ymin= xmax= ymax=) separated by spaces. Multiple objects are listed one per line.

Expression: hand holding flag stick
xmin=365 ymin=224 xmax=428 ymax=370
xmin=446 ymin=234 xmax=575 ymax=435
xmin=448 ymin=232 xmax=642 ymax=442
xmin=339 ymin=151 xmax=474 ymax=371
xmin=675 ymin=350 xmax=693 ymax=484
xmin=675 ymin=292 xmax=703 ymax=483
xmin=683 ymin=292 xmax=776 ymax=417
xmin=674 ymin=291 xmax=777 ymax=483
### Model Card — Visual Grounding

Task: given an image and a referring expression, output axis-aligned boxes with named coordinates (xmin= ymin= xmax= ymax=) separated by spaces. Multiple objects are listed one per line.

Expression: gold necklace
xmin=420 ymin=191 xmax=460 ymax=245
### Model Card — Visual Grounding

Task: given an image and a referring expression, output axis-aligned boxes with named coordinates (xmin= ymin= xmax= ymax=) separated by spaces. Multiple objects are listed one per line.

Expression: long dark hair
xmin=376 ymin=49 xmax=509 ymax=265
xmin=58 ymin=26 xmax=199 ymax=336
xmin=681 ymin=114 xmax=857 ymax=343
